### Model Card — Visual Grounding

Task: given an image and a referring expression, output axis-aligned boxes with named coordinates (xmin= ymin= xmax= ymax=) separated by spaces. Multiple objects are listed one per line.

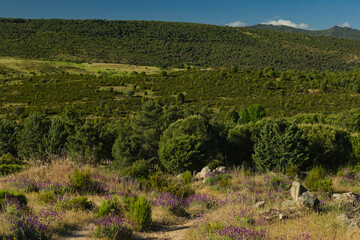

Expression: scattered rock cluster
xmin=193 ymin=166 xmax=226 ymax=183
xmin=257 ymin=181 xmax=320 ymax=221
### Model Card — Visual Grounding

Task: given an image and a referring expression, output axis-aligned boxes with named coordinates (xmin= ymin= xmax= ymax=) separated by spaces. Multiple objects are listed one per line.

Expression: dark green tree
xmin=0 ymin=119 xmax=17 ymax=157
xmin=17 ymin=112 xmax=49 ymax=162
xmin=44 ymin=117 xmax=68 ymax=156
xmin=252 ymin=119 xmax=309 ymax=173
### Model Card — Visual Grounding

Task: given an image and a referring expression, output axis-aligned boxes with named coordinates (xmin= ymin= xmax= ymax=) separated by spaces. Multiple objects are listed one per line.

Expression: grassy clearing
xmin=0 ymin=57 xmax=175 ymax=80
xmin=1 ymin=160 xmax=360 ymax=239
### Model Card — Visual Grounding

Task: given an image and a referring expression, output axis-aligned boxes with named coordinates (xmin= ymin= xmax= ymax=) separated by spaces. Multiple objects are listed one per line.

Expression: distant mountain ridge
xmin=249 ymin=24 xmax=360 ymax=40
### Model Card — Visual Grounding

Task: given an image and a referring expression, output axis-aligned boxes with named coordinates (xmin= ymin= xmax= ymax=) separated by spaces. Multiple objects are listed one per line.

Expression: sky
xmin=1 ymin=0 xmax=360 ymax=30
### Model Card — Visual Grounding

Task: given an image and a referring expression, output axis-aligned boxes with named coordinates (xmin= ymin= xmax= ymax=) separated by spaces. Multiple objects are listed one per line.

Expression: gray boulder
xmin=193 ymin=166 xmax=211 ymax=182
xmin=297 ymin=191 xmax=320 ymax=211
xmin=290 ymin=181 xmax=307 ymax=202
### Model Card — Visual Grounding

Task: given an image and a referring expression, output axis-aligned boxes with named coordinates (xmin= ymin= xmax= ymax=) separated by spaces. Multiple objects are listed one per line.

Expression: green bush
xmin=123 ymin=159 xmax=150 ymax=179
xmin=305 ymin=166 xmax=333 ymax=194
xmin=159 ymin=134 xmax=205 ymax=173
xmin=129 ymin=196 xmax=152 ymax=231
xmin=0 ymin=190 xmax=27 ymax=207
xmin=181 ymin=171 xmax=192 ymax=185
xmin=68 ymin=169 xmax=104 ymax=194
xmin=207 ymin=160 xmax=222 ymax=171
xmin=253 ymin=119 xmax=310 ymax=173
xmin=60 ymin=197 xmax=94 ymax=211
xmin=38 ymin=190 xmax=58 ymax=204
xmin=98 ymin=195 xmax=124 ymax=218
xmin=0 ymin=164 xmax=24 ymax=176
xmin=301 ymin=124 xmax=352 ymax=170
xmin=0 ymin=118 xmax=17 ymax=157
xmin=146 ymin=173 xmax=194 ymax=199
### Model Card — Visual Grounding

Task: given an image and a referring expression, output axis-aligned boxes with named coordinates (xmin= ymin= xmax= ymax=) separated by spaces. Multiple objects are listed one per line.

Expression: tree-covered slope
xmin=250 ymin=24 xmax=360 ymax=40
xmin=1 ymin=18 xmax=360 ymax=71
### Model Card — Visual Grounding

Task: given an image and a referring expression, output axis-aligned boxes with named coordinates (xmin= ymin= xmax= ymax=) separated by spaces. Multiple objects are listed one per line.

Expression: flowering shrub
xmin=213 ymin=226 xmax=268 ymax=240
xmin=91 ymin=214 xmax=132 ymax=240
xmin=12 ymin=215 xmax=52 ymax=240
xmin=185 ymin=193 xmax=221 ymax=210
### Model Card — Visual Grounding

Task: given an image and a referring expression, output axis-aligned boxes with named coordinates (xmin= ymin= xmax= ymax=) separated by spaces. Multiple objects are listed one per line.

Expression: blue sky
xmin=1 ymin=0 xmax=359 ymax=30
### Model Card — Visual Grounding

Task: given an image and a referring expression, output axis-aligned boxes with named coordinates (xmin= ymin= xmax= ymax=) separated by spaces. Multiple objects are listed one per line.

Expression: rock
xmin=297 ymin=191 xmax=320 ymax=211
xmin=332 ymin=192 xmax=360 ymax=204
xmin=193 ymin=166 xmax=211 ymax=182
xmin=260 ymin=208 xmax=281 ymax=221
xmin=282 ymin=200 xmax=297 ymax=210
xmin=338 ymin=213 xmax=351 ymax=225
xmin=119 ymin=176 xmax=133 ymax=183
xmin=215 ymin=166 xmax=226 ymax=174
xmin=290 ymin=181 xmax=307 ymax=202
xmin=253 ymin=201 xmax=266 ymax=209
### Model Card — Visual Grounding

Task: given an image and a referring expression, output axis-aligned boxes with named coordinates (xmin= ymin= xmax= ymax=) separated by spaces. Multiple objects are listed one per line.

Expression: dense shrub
xmin=0 ymin=153 xmax=25 ymax=176
xmin=253 ymin=119 xmax=310 ymax=173
xmin=60 ymin=197 xmax=94 ymax=211
xmin=68 ymin=169 xmax=105 ymax=194
xmin=123 ymin=159 xmax=151 ymax=179
xmin=129 ymin=196 xmax=152 ymax=231
xmin=17 ymin=112 xmax=49 ymax=162
xmin=44 ymin=117 xmax=68 ymax=156
xmin=0 ymin=118 xmax=17 ymax=157
xmin=159 ymin=134 xmax=205 ymax=173
xmin=146 ymin=173 xmax=194 ymax=199
xmin=301 ymin=124 xmax=352 ymax=170
xmin=98 ymin=195 xmax=124 ymax=218
xmin=305 ymin=166 xmax=333 ymax=194
xmin=0 ymin=190 xmax=27 ymax=207
xmin=181 ymin=171 xmax=193 ymax=185
xmin=91 ymin=214 xmax=132 ymax=240
xmin=112 ymin=123 xmax=139 ymax=167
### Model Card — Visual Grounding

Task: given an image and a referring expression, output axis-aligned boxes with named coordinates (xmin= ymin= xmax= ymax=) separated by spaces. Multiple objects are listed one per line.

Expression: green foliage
xmin=0 ymin=153 xmax=24 ymax=175
xmin=305 ymin=166 xmax=333 ymax=194
xmin=159 ymin=134 xmax=205 ymax=173
xmin=98 ymin=195 xmax=124 ymax=218
xmin=0 ymin=118 xmax=17 ymax=156
xmin=0 ymin=190 xmax=27 ymax=207
xmin=68 ymin=169 xmax=103 ymax=194
xmin=248 ymin=104 xmax=266 ymax=122
xmin=301 ymin=124 xmax=352 ymax=170
xmin=159 ymin=115 xmax=215 ymax=172
xmin=60 ymin=196 xmax=95 ymax=211
xmin=181 ymin=171 xmax=193 ymax=185
xmin=146 ymin=173 xmax=194 ymax=199
xmin=38 ymin=190 xmax=58 ymax=204
xmin=17 ymin=112 xmax=49 ymax=162
xmin=285 ymin=163 xmax=299 ymax=179
xmin=44 ymin=117 xmax=68 ymax=156
xmin=67 ymin=122 xmax=114 ymax=165
xmin=123 ymin=159 xmax=151 ymax=179
xmin=207 ymin=160 xmax=222 ymax=171
xmin=112 ymin=123 xmax=139 ymax=167
xmin=252 ymin=119 xmax=310 ymax=173
xmin=176 ymin=92 xmax=185 ymax=104
xmin=129 ymin=196 xmax=152 ymax=231
xmin=1 ymin=18 xmax=359 ymax=71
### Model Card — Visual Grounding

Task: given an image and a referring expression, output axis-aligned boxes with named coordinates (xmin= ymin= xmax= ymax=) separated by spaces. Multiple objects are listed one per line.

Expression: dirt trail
xmin=59 ymin=219 xmax=194 ymax=240
xmin=60 ymin=226 xmax=92 ymax=240
xmin=133 ymin=220 xmax=194 ymax=240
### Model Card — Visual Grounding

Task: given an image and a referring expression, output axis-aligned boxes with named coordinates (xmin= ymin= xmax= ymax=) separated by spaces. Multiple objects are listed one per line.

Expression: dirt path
xmin=58 ymin=219 xmax=194 ymax=240
xmin=60 ymin=226 xmax=92 ymax=240
xmin=133 ymin=220 xmax=194 ymax=240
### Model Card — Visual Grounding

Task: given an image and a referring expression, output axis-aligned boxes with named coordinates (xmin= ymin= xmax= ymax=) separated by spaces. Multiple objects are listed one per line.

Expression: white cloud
xmin=225 ymin=21 xmax=247 ymax=27
xmin=338 ymin=21 xmax=350 ymax=28
xmin=261 ymin=19 xmax=310 ymax=29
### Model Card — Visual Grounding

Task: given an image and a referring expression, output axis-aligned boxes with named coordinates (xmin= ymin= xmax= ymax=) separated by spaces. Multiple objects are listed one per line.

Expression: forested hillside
xmin=2 ymin=18 xmax=360 ymax=70
xmin=250 ymin=24 xmax=360 ymax=40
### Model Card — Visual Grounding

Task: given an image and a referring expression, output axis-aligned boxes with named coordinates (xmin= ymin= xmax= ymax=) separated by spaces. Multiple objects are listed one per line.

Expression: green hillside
xmin=2 ymin=18 xmax=360 ymax=71
xmin=250 ymin=24 xmax=360 ymax=40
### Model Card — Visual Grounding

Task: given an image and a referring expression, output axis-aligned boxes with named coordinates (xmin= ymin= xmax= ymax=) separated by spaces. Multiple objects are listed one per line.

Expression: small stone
xmin=215 ymin=166 xmax=226 ymax=174
xmin=253 ymin=201 xmax=266 ymax=209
